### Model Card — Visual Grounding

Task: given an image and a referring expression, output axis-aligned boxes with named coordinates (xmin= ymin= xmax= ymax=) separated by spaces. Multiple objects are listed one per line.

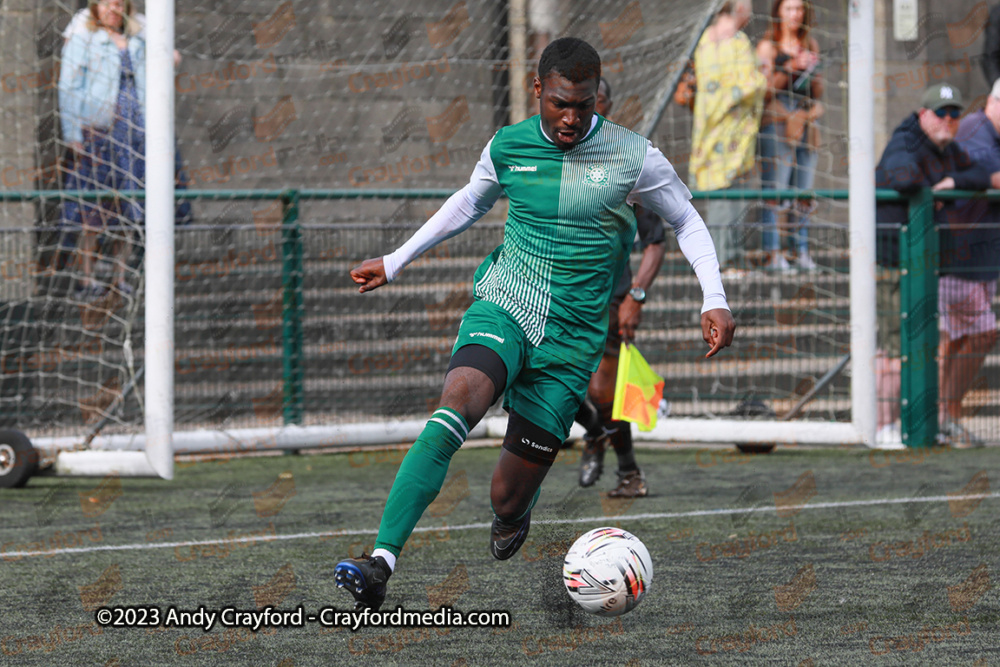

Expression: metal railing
xmin=2 ymin=186 xmax=997 ymax=448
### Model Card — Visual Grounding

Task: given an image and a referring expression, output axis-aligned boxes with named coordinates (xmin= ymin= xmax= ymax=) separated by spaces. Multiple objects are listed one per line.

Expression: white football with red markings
xmin=563 ymin=526 xmax=653 ymax=616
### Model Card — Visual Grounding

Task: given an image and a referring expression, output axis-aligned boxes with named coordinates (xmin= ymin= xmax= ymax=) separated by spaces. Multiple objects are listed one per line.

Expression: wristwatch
xmin=628 ymin=286 xmax=646 ymax=304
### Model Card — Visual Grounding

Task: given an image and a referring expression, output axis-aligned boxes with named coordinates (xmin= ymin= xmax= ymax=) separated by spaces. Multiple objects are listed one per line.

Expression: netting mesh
xmin=0 ymin=0 xmax=869 ymax=442
xmin=171 ymin=0 xmax=718 ymax=190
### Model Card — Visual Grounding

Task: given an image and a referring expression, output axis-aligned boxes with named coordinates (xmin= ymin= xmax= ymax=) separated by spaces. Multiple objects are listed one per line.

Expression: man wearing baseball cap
xmin=873 ymin=83 xmax=993 ymax=447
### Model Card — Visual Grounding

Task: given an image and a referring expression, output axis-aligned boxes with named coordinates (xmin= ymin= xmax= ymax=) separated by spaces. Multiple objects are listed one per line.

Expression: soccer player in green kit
xmin=336 ymin=37 xmax=735 ymax=611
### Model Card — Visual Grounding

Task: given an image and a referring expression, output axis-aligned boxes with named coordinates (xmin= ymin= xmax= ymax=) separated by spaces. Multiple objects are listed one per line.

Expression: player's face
xmin=535 ymin=73 xmax=599 ymax=150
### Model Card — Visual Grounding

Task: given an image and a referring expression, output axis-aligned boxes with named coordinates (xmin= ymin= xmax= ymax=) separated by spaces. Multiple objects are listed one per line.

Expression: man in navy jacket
xmin=874 ymin=83 xmax=993 ymax=447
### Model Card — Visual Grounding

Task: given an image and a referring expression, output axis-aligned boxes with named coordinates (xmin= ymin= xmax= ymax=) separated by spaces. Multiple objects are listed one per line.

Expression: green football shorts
xmin=452 ymin=299 xmax=592 ymax=441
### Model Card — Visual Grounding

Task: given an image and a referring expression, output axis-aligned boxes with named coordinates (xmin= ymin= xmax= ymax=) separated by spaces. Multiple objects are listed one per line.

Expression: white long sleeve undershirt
xmin=627 ymin=143 xmax=729 ymax=314
xmin=383 ymin=140 xmax=501 ymax=281
xmin=382 ymin=134 xmax=729 ymax=315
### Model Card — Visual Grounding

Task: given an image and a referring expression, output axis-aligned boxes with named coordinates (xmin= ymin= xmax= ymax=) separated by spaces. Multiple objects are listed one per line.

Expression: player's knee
xmin=439 ymin=380 xmax=492 ymax=427
xmin=589 ymin=381 xmax=615 ymax=409
xmin=436 ymin=397 xmax=485 ymax=430
xmin=443 ymin=346 xmax=508 ymax=425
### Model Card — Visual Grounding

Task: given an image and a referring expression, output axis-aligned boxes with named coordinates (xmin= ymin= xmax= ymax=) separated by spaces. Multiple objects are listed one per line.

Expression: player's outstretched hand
xmin=701 ymin=308 xmax=735 ymax=358
xmin=350 ymin=257 xmax=388 ymax=293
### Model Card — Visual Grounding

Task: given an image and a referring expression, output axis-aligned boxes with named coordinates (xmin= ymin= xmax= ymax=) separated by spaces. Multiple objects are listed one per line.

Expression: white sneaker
xmin=875 ymin=424 xmax=904 ymax=449
xmin=797 ymin=253 xmax=818 ymax=271
xmin=766 ymin=253 xmax=793 ymax=272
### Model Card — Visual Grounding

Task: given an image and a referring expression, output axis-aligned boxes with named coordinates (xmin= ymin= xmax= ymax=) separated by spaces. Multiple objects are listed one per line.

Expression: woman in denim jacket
xmin=59 ymin=0 xmax=189 ymax=300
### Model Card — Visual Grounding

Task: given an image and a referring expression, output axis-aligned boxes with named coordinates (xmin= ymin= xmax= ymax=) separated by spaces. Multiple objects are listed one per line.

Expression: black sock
xmin=574 ymin=397 xmax=603 ymax=437
xmin=608 ymin=420 xmax=637 ymax=472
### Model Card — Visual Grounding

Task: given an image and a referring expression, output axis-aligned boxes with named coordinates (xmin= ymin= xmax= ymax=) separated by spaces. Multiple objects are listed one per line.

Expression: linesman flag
xmin=611 ymin=343 xmax=665 ymax=432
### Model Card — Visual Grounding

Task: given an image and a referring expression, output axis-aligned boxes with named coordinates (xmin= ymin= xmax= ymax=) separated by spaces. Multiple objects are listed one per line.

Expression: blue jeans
xmin=759 ymin=122 xmax=818 ymax=253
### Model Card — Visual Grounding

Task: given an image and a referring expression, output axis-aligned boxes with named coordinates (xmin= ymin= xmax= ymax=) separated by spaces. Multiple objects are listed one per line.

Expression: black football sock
xmin=608 ymin=420 xmax=637 ymax=472
xmin=574 ymin=397 xmax=603 ymax=438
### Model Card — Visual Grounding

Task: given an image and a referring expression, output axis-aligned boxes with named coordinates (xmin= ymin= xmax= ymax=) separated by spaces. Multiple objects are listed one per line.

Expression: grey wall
xmin=875 ymin=0 xmax=993 ymax=154
xmin=1 ymin=1 xmax=996 ymax=220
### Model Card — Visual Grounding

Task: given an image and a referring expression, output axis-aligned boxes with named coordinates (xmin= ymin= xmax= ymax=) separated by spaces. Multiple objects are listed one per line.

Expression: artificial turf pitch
xmin=1 ymin=442 xmax=998 ymax=666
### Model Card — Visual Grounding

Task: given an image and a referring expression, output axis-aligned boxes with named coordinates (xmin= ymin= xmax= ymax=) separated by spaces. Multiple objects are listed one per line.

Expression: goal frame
xmin=32 ymin=1 xmax=879 ymax=478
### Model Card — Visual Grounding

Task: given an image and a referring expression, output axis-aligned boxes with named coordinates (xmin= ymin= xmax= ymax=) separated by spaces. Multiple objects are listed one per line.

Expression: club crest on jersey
xmin=583 ymin=163 xmax=610 ymax=187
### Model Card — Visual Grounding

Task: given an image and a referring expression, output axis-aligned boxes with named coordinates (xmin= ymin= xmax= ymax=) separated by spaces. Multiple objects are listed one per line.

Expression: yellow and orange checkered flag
xmin=611 ymin=343 xmax=664 ymax=432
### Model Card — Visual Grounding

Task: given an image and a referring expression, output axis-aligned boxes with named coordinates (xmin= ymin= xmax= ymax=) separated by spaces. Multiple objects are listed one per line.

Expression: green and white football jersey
xmin=476 ymin=115 xmax=647 ymax=368
xmin=384 ymin=114 xmax=727 ymax=372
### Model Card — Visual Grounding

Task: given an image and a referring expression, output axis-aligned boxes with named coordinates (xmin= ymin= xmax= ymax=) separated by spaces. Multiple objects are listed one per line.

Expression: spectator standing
xmin=59 ymin=0 xmax=145 ymax=300
xmin=757 ymin=0 xmax=824 ymax=271
xmin=938 ymin=79 xmax=1000 ymax=447
xmin=59 ymin=0 xmax=189 ymax=301
xmin=689 ymin=0 xmax=766 ymax=274
xmin=874 ymin=83 xmax=992 ymax=447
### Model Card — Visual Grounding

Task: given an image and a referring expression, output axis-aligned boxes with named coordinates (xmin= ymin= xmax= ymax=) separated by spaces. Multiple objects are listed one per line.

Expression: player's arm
xmin=350 ymin=141 xmax=503 ymax=293
xmin=618 ymin=206 xmax=665 ymax=342
xmin=627 ymin=144 xmax=734 ymax=357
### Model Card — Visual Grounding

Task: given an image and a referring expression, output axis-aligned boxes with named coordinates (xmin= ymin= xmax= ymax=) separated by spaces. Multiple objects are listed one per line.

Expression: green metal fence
xmin=1 ymin=187 xmax=997 ymax=448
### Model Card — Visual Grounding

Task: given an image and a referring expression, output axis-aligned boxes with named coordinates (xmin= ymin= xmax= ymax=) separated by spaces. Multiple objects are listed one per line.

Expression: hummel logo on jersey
xmin=470 ymin=332 xmax=504 ymax=344
xmin=508 ymin=165 xmax=537 ymax=172
xmin=522 ymin=437 xmax=552 ymax=453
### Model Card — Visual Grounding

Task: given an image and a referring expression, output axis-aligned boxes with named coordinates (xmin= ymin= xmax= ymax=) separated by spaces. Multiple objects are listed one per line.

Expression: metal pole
xmin=508 ymin=0 xmax=528 ymax=124
xmin=280 ymin=191 xmax=304 ymax=425
xmin=848 ymin=0 xmax=877 ymax=448
xmin=145 ymin=0 xmax=175 ymax=479
xmin=900 ymin=189 xmax=939 ymax=448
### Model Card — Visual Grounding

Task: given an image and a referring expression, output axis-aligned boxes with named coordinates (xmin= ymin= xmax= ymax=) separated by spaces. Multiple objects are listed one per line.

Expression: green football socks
xmin=373 ymin=407 xmax=469 ymax=557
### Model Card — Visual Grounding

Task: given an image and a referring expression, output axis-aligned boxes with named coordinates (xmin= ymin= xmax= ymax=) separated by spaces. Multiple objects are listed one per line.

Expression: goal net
xmin=0 ymin=0 xmax=864 ymax=469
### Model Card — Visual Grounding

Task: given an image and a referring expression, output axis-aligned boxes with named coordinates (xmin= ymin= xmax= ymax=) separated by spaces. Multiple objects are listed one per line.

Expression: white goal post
xmin=38 ymin=0 xmax=177 ymax=478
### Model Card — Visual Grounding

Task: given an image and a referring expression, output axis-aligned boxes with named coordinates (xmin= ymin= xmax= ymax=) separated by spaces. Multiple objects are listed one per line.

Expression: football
xmin=563 ymin=527 xmax=653 ymax=616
